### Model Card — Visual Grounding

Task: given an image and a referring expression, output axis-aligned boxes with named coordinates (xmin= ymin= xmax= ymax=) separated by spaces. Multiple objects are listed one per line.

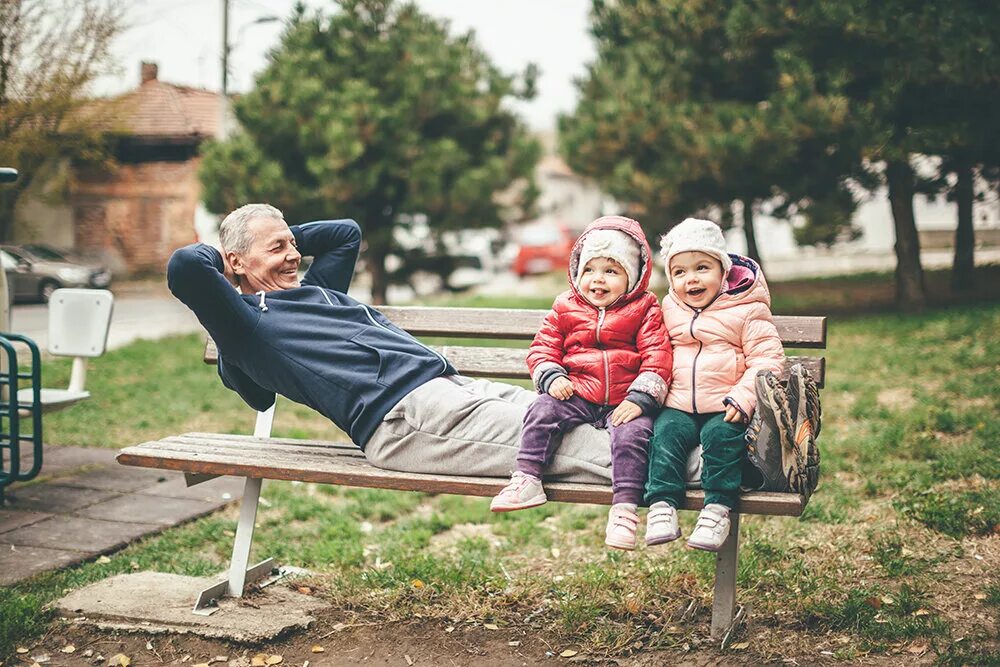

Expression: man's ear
xmin=226 ymin=250 xmax=244 ymax=275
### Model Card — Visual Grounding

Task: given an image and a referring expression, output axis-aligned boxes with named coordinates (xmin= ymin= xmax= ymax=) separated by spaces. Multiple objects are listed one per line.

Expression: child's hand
xmin=610 ymin=400 xmax=642 ymax=426
xmin=723 ymin=404 xmax=746 ymax=423
xmin=548 ymin=376 xmax=574 ymax=400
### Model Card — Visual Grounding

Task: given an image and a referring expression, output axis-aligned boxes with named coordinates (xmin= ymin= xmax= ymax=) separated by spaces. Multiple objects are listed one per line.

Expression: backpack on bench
xmin=744 ymin=364 xmax=822 ymax=499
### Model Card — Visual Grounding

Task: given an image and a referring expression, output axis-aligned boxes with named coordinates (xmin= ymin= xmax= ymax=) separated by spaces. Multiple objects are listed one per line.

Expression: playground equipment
xmin=0 ymin=161 xmax=115 ymax=504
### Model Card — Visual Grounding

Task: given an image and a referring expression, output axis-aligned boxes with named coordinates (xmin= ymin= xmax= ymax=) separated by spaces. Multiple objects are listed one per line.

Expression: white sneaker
xmin=605 ymin=504 xmax=640 ymax=551
xmin=645 ymin=502 xmax=681 ymax=546
xmin=490 ymin=471 xmax=546 ymax=512
xmin=686 ymin=504 xmax=731 ymax=552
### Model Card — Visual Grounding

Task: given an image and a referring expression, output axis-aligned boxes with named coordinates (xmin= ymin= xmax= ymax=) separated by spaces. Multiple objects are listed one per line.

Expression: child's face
xmin=578 ymin=256 xmax=629 ymax=307
xmin=669 ymin=251 xmax=724 ymax=309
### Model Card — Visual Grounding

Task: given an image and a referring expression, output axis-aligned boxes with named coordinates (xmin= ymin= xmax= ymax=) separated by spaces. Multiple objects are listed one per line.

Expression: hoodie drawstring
xmin=257 ymin=290 xmax=268 ymax=312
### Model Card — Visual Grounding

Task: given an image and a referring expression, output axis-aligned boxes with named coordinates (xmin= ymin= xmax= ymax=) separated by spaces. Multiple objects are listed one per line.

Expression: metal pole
xmin=219 ymin=0 xmax=230 ymax=138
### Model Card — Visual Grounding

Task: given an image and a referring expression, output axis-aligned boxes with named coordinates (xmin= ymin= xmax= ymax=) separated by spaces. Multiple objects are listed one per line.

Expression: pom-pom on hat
xmin=659 ymin=218 xmax=732 ymax=275
xmin=575 ymin=228 xmax=642 ymax=293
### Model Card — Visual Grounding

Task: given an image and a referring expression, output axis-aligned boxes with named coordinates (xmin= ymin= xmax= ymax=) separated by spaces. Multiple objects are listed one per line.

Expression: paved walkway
xmin=0 ymin=445 xmax=245 ymax=585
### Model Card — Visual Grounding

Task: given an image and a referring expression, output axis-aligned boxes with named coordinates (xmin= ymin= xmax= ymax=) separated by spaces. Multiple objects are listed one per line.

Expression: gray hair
xmin=219 ymin=203 xmax=285 ymax=255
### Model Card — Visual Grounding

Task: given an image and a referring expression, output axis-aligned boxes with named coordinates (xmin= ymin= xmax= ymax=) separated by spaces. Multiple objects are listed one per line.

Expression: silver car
xmin=1 ymin=244 xmax=112 ymax=303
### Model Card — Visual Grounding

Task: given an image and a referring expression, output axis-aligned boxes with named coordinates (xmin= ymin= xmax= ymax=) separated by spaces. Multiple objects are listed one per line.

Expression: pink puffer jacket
xmin=662 ymin=255 xmax=784 ymax=418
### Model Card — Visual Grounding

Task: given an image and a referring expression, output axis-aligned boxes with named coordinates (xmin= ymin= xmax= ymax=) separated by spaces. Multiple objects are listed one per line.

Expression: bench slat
xmin=203 ymin=308 xmax=827 ymax=363
xmin=118 ymin=436 xmax=806 ymax=516
xmin=379 ymin=307 xmax=827 ymax=347
xmin=438 ymin=347 xmax=825 ymax=387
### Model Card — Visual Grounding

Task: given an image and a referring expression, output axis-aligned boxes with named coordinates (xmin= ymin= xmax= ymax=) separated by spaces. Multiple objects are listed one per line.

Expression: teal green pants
xmin=645 ymin=408 xmax=747 ymax=509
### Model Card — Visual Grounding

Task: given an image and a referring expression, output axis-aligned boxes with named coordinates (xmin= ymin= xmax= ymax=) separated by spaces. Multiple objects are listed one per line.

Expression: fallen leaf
xmin=61 ymin=646 xmax=76 ymax=654
xmin=297 ymin=586 xmax=312 ymax=595
xmin=551 ymin=547 xmax=561 ymax=558
xmin=907 ymin=641 xmax=929 ymax=655
xmin=974 ymin=593 xmax=988 ymax=600
xmin=411 ymin=579 xmax=425 ymax=589
xmin=311 ymin=646 xmax=325 ymax=654
xmin=32 ymin=656 xmax=50 ymax=664
xmin=83 ymin=650 xmax=94 ymax=658
xmin=211 ymin=658 xmax=229 ymax=664
xmin=130 ymin=561 xmax=140 ymax=570
xmin=251 ymin=656 xmax=267 ymax=667
xmin=108 ymin=655 xmax=131 ymax=667
xmin=404 ymin=655 xmax=414 ymax=666
xmin=624 ymin=598 xmax=641 ymax=615
xmin=914 ymin=608 xmax=931 ymax=616
xmin=265 ymin=656 xmax=283 ymax=666
xmin=484 ymin=623 xmax=499 ymax=630
xmin=97 ymin=556 xmax=111 ymax=564
xmin=881 ymin=595 xmax=895 ymax=606
xmin=508 ymin=641 xmax=521 ymax=647
xmin=331 ymin=622 xmax=348 ymax=632
xmin=560 ymin=649 xmax=578 ymax=658
xmin=16 ymin=648 xmax=28 ymax=655
xmin=192 ymin=663 xmax=211 ymax=667
xmin=445 ymin=626 xmax=455 ymax=633
xmin=145 ymin=642 xmax=153 ymax=651
xmin=730 ymin=642 xmax=750 ymax=650
xmin=866 ymin=596 xmax=882 ymax=609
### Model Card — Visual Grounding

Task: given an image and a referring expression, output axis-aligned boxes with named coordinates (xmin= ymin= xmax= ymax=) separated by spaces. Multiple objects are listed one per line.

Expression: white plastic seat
xmin=17 ymin=288 xmax=114 ymax=414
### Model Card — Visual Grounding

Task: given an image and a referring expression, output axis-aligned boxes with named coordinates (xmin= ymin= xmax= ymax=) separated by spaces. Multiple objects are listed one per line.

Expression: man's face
xmin=229 ymin=217 xmax=302 ymax=293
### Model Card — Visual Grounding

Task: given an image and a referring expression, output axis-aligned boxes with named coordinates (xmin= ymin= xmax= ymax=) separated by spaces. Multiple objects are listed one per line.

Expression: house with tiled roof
xmin=15 ymin=62 xmax=227 ymax=274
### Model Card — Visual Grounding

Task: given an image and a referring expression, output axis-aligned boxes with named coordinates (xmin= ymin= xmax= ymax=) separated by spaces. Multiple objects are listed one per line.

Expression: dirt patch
xmin=428 ymin=523 xmax=503 ymax=555
xmin=877 ymin=388 xmax=917 ymax=411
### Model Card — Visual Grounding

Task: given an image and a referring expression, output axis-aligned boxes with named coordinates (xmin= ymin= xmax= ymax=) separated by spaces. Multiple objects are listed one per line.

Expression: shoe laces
xmin=502 ymin=472 xmax=536 ymax=495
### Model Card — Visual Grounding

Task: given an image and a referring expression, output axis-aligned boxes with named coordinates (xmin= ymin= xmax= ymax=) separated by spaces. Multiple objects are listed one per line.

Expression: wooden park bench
xmin=117 ymin=306 xmax=826 ymax=639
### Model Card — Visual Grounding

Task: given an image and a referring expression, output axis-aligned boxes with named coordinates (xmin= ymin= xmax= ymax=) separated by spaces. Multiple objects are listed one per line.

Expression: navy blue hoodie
xmin=167 ymin=219 xmax=456 ymax=448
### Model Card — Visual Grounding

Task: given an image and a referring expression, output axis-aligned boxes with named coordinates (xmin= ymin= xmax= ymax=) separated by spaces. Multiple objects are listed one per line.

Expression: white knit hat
xmin=575 ymin=229 xmax=642 ymax=292
xmin=659 ymin=218 xmax=732 ymax=275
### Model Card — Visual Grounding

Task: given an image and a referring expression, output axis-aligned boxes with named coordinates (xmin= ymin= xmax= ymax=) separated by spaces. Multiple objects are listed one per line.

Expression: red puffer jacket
xmin=526 ymin=216 xmax=673 ymax=406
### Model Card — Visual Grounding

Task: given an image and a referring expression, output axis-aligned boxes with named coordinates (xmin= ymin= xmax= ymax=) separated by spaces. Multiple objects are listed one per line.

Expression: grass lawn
xmin=2 ymin=276 xmax=1000 ymax=663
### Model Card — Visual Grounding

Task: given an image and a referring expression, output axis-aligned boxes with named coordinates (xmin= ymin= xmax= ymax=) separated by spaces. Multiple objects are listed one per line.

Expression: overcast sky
xmin=97 ymin=0 xmax=596 ymax=131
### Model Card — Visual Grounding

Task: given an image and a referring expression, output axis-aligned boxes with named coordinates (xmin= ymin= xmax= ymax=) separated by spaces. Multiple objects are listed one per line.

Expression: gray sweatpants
xmin=364 ymin=375 xmax=613 ymax=483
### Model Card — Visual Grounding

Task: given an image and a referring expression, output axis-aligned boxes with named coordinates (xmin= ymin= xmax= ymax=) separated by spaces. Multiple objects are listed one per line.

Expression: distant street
xmin=9 ymin=284 xmax=202 ymax=353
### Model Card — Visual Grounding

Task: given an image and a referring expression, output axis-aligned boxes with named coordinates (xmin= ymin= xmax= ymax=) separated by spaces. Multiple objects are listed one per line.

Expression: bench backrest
xmin=203 ymin=306 xmax=826 ymax=387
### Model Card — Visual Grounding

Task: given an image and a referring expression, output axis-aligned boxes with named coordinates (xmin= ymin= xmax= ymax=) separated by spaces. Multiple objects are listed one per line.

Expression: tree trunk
xmin=741 ymin=198 xmax=762 ymax=269
xmin=885 ymin=159 xmax=927 ymax=312
xmin=367 ymin=239 xmax=390 ymax=305
xmin=0 ymin=189 xmax=18 ymax=243
xmin=951 ymin=161 xmax=975 ymax=292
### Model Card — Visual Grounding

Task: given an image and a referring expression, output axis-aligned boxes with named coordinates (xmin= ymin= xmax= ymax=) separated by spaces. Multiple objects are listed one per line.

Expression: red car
xmin=511 ymin=222 xmax=576 ymax=277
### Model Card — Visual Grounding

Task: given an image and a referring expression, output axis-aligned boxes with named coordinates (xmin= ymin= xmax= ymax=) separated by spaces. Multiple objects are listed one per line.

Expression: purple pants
xmin=517 ymin=394 xmax=651 ymax=505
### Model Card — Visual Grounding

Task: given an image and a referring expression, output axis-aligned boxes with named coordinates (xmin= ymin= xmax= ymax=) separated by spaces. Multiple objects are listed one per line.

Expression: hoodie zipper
xmin=596 ymin=307 xmax=610 ymax=405
xmin=689 ymin=308 xmax=703 ymax=414
xmin=311 ymin=286 xmax=449 ymax=374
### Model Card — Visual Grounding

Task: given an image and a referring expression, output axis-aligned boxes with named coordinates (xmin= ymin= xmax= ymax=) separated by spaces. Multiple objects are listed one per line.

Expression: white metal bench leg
xmin=711 ymin=512 xmax=742 ymax=639
xmin=193 ymin=405 xmax=278 ymax=615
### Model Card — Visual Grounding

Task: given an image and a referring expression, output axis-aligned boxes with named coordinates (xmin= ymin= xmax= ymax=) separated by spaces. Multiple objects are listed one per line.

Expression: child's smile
xmin=669 ymin=251 xmax=724 ymax=309
xmin=578 ymin=256 xmax=628 ymax=308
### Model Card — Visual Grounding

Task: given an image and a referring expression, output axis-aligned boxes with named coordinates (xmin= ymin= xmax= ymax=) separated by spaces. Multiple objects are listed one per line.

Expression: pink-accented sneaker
xmin=605 ymin=504 xmax=640 ymax=551
xmin=686 ymin=503 xmax=731 ymax=552
xmin=490 ymin=471 xmax=547 ymax=512
xmin=645 ymin=502 xmax=681 ymax=546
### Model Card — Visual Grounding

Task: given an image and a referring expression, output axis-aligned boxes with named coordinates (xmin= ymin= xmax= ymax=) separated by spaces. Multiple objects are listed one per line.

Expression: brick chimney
xmin=140 ymin=61 xmax=158 ymax=84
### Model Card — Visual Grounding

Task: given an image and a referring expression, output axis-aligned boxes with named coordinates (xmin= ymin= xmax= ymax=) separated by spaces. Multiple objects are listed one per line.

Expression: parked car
xmin=0 ymin=244 xmax=112 ymax=303
xmin=511 ymin=222 xmax=576 ymax=277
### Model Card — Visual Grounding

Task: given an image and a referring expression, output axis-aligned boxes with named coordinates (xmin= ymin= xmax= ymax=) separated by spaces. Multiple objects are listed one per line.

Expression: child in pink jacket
xmin=645 ymin=218 xmax=784 ymax=552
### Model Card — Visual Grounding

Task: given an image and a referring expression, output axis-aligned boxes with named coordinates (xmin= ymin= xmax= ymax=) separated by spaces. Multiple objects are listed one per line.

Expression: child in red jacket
xmin=490 ymin=216 xmax=673 ymax=550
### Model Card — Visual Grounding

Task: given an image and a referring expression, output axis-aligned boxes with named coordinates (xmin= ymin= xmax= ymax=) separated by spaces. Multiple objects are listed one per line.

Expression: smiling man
xmin=167 ymin=204 xmax=614 ymax=481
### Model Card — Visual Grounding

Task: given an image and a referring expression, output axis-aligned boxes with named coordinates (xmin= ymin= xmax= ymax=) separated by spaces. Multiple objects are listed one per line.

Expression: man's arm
xmin=294 ymin=219 xmax=362 ymax=293
xmin=219 ymin=357 xmax=276 ymax=412
xmin=167 ymin=244 xmax=259 ymax=351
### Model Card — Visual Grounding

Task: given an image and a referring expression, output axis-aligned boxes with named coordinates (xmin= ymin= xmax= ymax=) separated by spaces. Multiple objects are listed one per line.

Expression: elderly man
xmin=168 ymin=203 xmax=612 ymax=481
